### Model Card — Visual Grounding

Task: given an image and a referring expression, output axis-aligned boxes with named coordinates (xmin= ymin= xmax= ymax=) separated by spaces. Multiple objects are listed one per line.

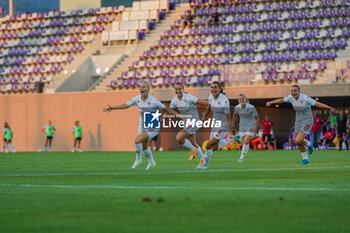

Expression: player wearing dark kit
xmin=337 ymin=110 xmax=349 ymax=151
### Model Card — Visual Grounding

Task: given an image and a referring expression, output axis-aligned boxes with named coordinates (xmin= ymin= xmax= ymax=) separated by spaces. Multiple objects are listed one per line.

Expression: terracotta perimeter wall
xmin=0 ymin=91 xmax=141 ymax=152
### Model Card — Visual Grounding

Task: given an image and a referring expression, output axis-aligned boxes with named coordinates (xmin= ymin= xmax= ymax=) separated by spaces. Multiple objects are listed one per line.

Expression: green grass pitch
xmin=0 ymin=150 xmax=350 ymax=233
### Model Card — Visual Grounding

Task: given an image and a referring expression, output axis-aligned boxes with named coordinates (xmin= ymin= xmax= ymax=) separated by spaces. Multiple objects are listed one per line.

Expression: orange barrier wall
xmin=0 ymin=90 xmax=324 ymax=152
xmin=0 ymin=91 xmax=141 ymax=151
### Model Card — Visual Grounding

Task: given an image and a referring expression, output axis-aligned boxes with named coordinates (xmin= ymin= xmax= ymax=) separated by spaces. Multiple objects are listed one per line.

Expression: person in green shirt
xmin=326 ymin=112 xmax=338 ymax=130
xmin=3 ymin=122 xmax=16 ymax=153
xmin=72 ymin=120 xmax=83 ymax=152
xmin=41 ymin=120 xmax=56 ymax=152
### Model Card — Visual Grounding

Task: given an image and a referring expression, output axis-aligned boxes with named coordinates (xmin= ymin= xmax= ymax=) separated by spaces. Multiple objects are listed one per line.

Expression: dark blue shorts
xmin=47 ymin=136 xmax=53 ymax=139
xmin=75 ymin=137 xmax=82 ymax=140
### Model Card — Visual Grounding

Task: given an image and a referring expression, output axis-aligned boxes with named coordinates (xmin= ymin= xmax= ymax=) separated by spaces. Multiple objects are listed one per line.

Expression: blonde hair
xmin=141 ymin=80 xmax=151 ymax=89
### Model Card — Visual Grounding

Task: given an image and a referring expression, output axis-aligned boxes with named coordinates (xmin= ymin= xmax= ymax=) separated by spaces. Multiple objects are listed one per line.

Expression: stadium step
xmin=45 ymin=34 xmax=106 ymax=92
xmin=91 ymin=3 xmax=191 ymax=92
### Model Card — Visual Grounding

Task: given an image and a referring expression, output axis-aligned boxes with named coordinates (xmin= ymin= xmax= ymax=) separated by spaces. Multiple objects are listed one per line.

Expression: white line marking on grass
xmin=1 ymin=166 xmax=349 ymax=177
xmin=0 ymin=183 xmax=350 ymax=192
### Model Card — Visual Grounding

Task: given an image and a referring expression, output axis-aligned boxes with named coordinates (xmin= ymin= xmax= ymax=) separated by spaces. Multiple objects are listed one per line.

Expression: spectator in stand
xmin=188 ymin=0 xmax=196 ymax=8
xmin=182 ymin=10 xmax=194 ymax=29
xmin=325 ymin=111 xmax=338 ymax=130
xmin=260 ymin=115 xmax=274 ymax=150
xmin=311 ymin=112 xmax=324 ymax=149
xmin=206 ymin=8 xmax=224 ymax=26
xmin=336 ymin=110 xmax=349 ymax=151
xmin=212 ymin=0 xmax=222 ymax=7
xmin=321 ymin=126 xmax=335 ymax=150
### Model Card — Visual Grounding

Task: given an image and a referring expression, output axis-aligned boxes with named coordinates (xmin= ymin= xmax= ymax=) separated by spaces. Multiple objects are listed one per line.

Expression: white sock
xmin=218 ymin=138 xmax=230 ymax=150
xmin=240 ymin=144 xmax=249 ymax=159
xmin=48 ymin=147 xmax=51 ymax=152
xmin=10 ymin=144 xmax=16 ymax=152
xmin=4 ymin=144 xmax=8 ymax=152
xmin=197 ymin=146 xmax=204 ymax=160
xmin=304 ymin=139 xmax=311 ymax=147
xmin=182 ymin=139 xmax=196 ymax=151
xmin=134 ymin=143 xmax=142 ymax=160
xmin=143 ymin=147 xmax=154 ymax=163
xmin=43 ymin=146 xmax=47 ymax=152
xmin=204 ymin=149 xmax=212 ymax=166
xmin=301 ymin=152 xmax=308 ymax=160
xmin=72 ymin=147 xmax=76 ymax=152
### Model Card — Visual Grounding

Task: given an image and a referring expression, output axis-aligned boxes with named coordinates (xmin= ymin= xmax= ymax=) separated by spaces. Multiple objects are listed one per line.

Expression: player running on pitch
xmin=170 ymin=82 xmax=209 ymax=168
xmin=266 ymin=85 xmax=335 ymax=165
xmin=232 ymin=94 xmax=259 ymax=162
xmin=103 ymin=80 xmax=180 ymax=170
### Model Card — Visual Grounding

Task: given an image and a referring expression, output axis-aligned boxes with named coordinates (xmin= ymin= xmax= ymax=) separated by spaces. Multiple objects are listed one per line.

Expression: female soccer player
xmin=103 ymin=80 xmax=179 ymax=170
xmin=42 ymin=120 xmax=56 ymax=152
xmin=3 ymin=122 xmax=16 ymax=153
xmin=72 ymin=120 xmax=83 ymax=152
xmin=170 ymin=82 xmax=209 ymax=167
xmin=232 ymin=94 xmax=259 ymax=162
xmin=199 ymin=81 xmax=232 ymax=169
xmin=266 ymin=85 xmax=335 ymax=165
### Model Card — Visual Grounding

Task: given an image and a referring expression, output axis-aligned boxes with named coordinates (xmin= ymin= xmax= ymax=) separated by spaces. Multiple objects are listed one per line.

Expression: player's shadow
xmin=89 ymin=130 xmax=96 ymax=150
xmin=89 ymin=124 xmax=102 ymax=151
xmin=97 ymin=124 xmax=102 ymax=150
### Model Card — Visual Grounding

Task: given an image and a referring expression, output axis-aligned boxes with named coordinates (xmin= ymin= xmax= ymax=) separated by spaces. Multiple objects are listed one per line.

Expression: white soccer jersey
xmin=209 ymin=93 xmax=230 ymax=134
xmin=126 ymin=95 xmax=165 ymax=135
xmin=127 ymin=94 xmax=166 ymax=135
xmin=284 ymin=93 xmax=316 ymax=121
xmin=170 ymin=93 xmax=199 ymax=120
xmin=284 ymin=93 xmax=316 ymax=133
xmin=234 ymin=103 xmax=258 ymax=132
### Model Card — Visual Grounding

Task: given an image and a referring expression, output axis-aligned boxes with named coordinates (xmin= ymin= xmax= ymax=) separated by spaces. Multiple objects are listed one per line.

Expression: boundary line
xmin=1 ymin=183 xmax=350 ymax=192
xmin=0 ymin=165 xmax=349 ymax=177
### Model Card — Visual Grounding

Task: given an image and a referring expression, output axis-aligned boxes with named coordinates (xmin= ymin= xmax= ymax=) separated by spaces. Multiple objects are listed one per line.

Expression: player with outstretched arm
xmin=103 ymin=80 xmax=180 ymax=170
xmin=266 ymin=85 xmax=335 ymax=165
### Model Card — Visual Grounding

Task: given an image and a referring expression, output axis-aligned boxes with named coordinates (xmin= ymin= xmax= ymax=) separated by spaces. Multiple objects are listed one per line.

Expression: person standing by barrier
xmin=41 ymin=120 xmax=56 ymax=152
xmin=3 ymin=122 xmax=16 ymax=153
xmin=260 ymin=115 xmax=274 ymax=150
xmin=72 ymin=121 xmax=83 ymax=152
xmin=336 ymin=110 xmax=349 ymax=151
xmin=311 ymin=112 xmax=324 ymax=149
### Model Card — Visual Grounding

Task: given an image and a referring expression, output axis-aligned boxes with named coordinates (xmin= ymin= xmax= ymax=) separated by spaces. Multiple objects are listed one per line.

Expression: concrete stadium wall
xmin=1 ymin=85 xmax=349 ymax=152
xmin=60 ymin=0 xmax=100 ymax=11
xmin=0 ymin=91 xmax=140 ymax=152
